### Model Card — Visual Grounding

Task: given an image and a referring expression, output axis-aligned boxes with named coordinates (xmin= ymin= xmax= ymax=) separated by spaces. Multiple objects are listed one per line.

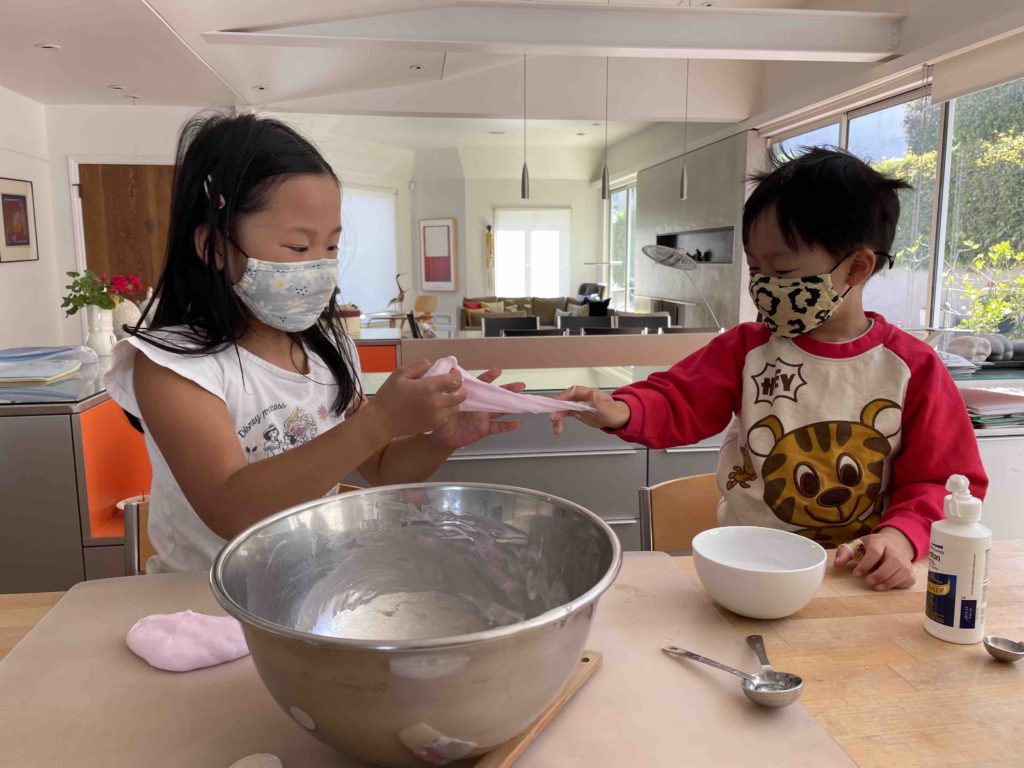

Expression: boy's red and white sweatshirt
xmin=612 ymin=313 xmax=987 ymax=559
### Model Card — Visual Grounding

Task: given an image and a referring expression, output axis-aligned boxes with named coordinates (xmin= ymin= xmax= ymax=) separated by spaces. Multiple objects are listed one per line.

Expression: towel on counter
xmin=126 ymin=610 xmax=249 ymax=672
xmin=424 ymin=356 xmax=595 ymax=414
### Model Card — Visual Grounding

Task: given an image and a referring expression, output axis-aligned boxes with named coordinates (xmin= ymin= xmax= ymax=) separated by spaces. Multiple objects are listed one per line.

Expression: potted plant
xmin=62 ymin=270 xmax=143 ymax=355
xmin=108 ymin=273 xmax=144 ymax=340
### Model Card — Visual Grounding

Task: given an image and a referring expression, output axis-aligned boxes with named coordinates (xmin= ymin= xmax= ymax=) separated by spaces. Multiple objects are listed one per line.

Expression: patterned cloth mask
xmin=232 ymin=251 xmax=338 ymax=332
xmin=748 ymin=255 xmax=852 ymax=338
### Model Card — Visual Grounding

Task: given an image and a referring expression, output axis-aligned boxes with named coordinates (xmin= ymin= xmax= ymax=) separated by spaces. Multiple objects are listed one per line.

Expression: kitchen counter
xmin=3 ymin=541 xmax=1023 ymax=766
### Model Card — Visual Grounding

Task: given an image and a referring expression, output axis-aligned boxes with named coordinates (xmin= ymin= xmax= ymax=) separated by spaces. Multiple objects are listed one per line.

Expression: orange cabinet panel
xmin=357 ymin=345 xmax=399 ymax=373
xmin=80 ymin=400 xmax=152 ymax=541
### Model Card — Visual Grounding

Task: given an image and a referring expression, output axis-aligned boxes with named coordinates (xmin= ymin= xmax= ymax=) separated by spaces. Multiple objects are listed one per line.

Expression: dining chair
xmin=581 ymin=326 xmax=647 ymax=336
xmin=500 ymin=328 xmax=569 ymax=337
xmin=638 ymin=473 xmax=720 ymax=553
xmin=615 ymin=314 xmax=670 ymax=331
xmin=556 ymin=315 xmax=613 ymax=334
xmin=123 ymin=498 xmax=155 ymax=576
xmin=481 ymin=315 xmax=541 ymax=338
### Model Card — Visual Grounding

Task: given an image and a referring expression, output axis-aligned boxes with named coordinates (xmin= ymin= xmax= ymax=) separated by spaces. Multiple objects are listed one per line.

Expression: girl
xmin=106 ymin=112 xmax=522 ymax=573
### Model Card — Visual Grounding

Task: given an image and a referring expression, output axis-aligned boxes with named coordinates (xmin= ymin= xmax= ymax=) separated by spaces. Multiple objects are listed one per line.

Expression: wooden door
xmin=78 ymin=164 xmax=174 ymax=295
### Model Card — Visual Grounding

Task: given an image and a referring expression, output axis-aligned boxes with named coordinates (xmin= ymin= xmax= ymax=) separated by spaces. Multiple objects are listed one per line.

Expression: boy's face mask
xmin=229 ymin=239 xmax=338 ymax=332
xmin=748 ymin=254 xmax=853 ymax=338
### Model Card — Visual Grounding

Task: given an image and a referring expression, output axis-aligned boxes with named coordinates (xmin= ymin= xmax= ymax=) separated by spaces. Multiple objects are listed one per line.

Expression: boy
xmin=553 ymin=148 xmax=987 ymax=591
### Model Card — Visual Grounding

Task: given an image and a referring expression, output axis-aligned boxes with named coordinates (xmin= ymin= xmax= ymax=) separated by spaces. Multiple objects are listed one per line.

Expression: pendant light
xmin=679 ymin=0 xmax=692 ymax=200
xmin=679 ymin=54 xmax=690 ymax=200
xmin=601 ymin=57 xmax=610 ymax=201
xmin=521 ymin=54 xmax=530 ymax=200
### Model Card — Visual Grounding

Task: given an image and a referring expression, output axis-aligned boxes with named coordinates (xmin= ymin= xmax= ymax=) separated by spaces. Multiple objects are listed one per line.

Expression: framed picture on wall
xmin=0 ymin=178 xmax=38 ymax=263
xmin=419 ymin=217 xmax=457 ymax=292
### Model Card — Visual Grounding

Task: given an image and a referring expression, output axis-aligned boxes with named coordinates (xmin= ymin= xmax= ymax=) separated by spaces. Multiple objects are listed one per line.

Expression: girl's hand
xmin=550 ymin=385 xmax=631 ymax=435
xmin=428 ymin=368 xmax=525 ymax=450
xmin=834 ymin=528 xmax=916 ymax=591
xmin=365 ymin=360 xmax=466 ymax=437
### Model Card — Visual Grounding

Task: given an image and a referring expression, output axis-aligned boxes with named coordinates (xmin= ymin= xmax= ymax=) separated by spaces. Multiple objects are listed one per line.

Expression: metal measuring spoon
xmin=662 ymin=637 xmax=802 ymax=708
xmin=983 ymin=635 xmax=1024 ymax=663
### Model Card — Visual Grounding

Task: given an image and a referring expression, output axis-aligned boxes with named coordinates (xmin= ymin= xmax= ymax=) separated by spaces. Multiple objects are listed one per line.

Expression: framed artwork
xmin=419 ymin=218 xmax=457 ymax=292
xmin=0 ymin=178 xmax=38 ymax=263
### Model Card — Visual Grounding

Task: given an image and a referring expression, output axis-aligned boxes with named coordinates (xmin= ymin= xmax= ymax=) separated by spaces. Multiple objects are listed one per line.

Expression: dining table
xmin=1 ymin=541 xmax=1022 ymax=767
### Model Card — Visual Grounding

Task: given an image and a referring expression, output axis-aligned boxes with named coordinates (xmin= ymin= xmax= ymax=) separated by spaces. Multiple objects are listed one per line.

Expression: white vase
xmin=112 ymin=297 xmax=142 ymax=340
xmin=85 ymin=305 xmax=118 ymax=357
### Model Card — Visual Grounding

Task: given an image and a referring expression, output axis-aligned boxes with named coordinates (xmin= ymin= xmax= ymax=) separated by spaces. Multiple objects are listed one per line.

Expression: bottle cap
xmin=944 ymin=474 xmax=982 ymax=522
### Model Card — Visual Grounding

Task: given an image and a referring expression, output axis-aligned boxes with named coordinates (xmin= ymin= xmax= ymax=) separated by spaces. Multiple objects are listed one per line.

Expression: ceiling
xmin=298 ymin=114 xmax=654 ymax=150
xmin=0 ymin=0 xmax=892 ymax=123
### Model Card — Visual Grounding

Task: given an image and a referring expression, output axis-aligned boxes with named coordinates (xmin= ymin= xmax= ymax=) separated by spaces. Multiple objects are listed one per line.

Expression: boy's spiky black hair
xmin=742 ymin=146 xmax=912 ymax=274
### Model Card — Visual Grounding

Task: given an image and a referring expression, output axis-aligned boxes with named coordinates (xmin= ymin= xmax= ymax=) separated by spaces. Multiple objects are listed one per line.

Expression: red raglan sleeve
xmin=610 ymin=325 xmax=764 ymax=449
xmin=876 ymin=339 xmax=988 ymax=560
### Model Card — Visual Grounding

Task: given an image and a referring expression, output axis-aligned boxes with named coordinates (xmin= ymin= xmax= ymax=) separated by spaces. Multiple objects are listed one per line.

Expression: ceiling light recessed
xmin=252 ymin=84 xmax=269 ymax=91
xmin=488 ymin=131 xmax=505 ymax=135
xmin=409 ymin=65 xmax=424 ymax=70
xmin=577 ymin=132 xmax=586 ymax=136
xmin=34 ymin=42 xmax=61 ymax=50
xmin=107 ymin=85 xmax=126 ymax=91
xmin=592 ymin=122 xmax=601 ymax=127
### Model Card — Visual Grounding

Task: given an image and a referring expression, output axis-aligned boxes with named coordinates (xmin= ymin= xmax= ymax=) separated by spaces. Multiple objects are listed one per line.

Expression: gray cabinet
xmin=0 ymin=414 xmax=85 ymax=592
xmin=648 ymin=433 xmax=724 ymax=487
xmin=427 ymin=448 xmax=646 ymax=551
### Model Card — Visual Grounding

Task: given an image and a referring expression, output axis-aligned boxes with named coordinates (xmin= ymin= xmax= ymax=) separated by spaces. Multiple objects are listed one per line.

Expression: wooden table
xmin=3 ymin=542 xmax=1023 ymax=767
xmin=674 ymin=540 xmax=1024 ymax=768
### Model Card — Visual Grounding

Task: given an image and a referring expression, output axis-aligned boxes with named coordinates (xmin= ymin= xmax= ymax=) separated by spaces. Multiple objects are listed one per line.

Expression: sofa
xmin=459 ymin=296 xmax=587 ymax=330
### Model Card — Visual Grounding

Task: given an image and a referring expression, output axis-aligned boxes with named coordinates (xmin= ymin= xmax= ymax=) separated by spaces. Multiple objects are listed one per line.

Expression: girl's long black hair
xmin=131 ymin=112 xmax=361 ymax=416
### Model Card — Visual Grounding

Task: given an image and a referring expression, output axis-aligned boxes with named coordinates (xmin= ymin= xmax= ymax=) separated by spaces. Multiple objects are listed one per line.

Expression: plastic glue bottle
xmin=924 ymin=475 xmax=991 ymax=644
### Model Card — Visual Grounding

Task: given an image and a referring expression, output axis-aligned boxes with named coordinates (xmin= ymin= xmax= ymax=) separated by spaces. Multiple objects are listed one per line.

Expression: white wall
xmin=604 ymin=122 xmax=731 ymax=182
xmin=46 ymin=104 xmax=202 ymax=344
xmin=464 ymin=178 xmax=601 ymax=300
xmin=0 ymin=86 xmax=62 ymax=349
xmin=42 ymin=106 xmax=417 ymax=343
xmin=406 ymin=143 xmax=605 ymax=321
xmin=270 ymin=112 xmax=417 ymax=312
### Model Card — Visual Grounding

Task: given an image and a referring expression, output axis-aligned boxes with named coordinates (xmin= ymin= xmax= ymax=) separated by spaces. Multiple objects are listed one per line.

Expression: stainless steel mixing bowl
xmin=210 ymin=483 xmax=622 ymax=767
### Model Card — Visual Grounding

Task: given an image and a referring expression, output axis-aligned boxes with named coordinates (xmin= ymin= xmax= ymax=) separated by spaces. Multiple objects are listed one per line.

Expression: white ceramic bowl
xmin=692 ymin=527 xmax=826 ymax=620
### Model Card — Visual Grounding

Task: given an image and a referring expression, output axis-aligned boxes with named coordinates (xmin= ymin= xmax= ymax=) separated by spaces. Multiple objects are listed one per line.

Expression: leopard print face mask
xmin=748 ymin=256 xmax=851 ymax=338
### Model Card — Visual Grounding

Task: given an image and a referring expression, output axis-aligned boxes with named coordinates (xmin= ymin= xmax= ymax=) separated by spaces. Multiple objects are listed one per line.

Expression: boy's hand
xmin=550 ymin=385 xmax=631 ymax=435
xmin=834 ymin=528 xmax=916 ymax=591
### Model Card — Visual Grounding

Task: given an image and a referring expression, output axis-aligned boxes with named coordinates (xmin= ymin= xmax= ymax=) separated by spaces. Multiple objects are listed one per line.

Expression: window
xmin=938 ymin=78 xmax=1024 ymax=335
xmin=769 ymin=76 xmax=1024 ymax=334
xmin=774 ymin=122 xmax=840 ymax=157
xmin=608 ymin=184 xmax=637 ymax=310
xmin=337 ymin=186 xmax=397 ymax=311
xmin=848 ymin=93 xmax=942 ymax=328
xmin=494 ymin=208 xmax=571 ymax=297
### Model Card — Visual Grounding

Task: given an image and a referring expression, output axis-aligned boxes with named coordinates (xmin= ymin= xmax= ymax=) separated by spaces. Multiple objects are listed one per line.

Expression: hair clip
xmin=203 ymin=174 xmax=226 ymax=210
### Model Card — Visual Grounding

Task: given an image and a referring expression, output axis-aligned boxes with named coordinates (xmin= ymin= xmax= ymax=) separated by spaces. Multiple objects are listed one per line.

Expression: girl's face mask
xmin=748 ymin=254 xmax=853 ymax=338
xmin=230 ymin=239 xmax=338 ymax=332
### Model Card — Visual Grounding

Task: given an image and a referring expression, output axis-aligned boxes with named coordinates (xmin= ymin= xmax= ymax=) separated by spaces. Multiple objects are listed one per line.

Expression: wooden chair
xmin=330 ymin=483 xmax=363 ymax=494
xmin=413 ymin=295 xmax=438 ymax=325
xmin=638 ymin=473 xmax=720 ymax=553
xmin=123 ymin=498 xmax=155 ymax=576
xmin=124 ymin=485 xmax=364 ymax=574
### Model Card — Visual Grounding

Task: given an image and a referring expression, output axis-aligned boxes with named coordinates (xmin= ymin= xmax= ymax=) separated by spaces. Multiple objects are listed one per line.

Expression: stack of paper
xmin=0 ymin=360 xmax=82 ymax=386
xmin=937 ymin=350 xmax=979 ymax=378
xmin=961 ymin=387 xmax=1024 ymax=428
xmin=0 ymin=346 xmax=98 ymax=366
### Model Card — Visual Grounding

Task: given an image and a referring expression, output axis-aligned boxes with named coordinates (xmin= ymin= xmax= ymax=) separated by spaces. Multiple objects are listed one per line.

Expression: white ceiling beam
xmin=204 ymin=2 xmax=903 ymax=63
